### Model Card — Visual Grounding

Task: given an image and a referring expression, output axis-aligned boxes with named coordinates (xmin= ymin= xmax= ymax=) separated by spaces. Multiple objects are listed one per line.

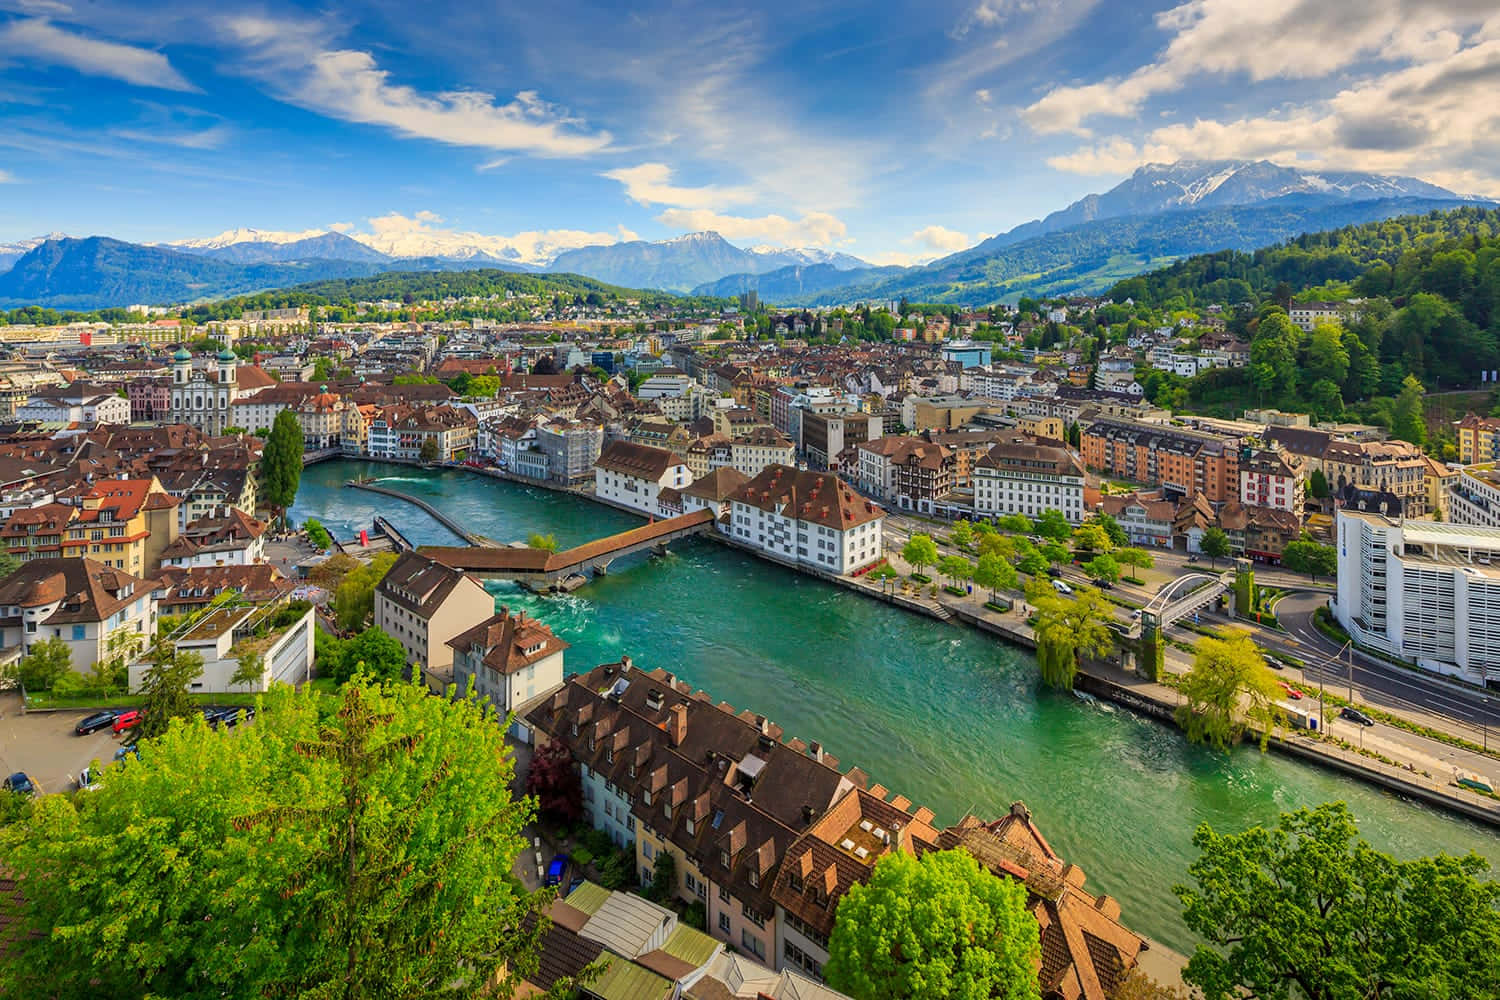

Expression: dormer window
xmin=748 ymin=870 xmax=759 ymax=888
xmin=606 ymin=748 xmax=614 ymax=764
xmin=789 ymin=874 xmax=803 ymax=893
xmin=570 ymin=722 xmax=578 ymax=737
xmin=664 ymin=802 xmax=673 ymax=819
xmin=720 ymin=849 xmax=731 ymax=869
xmin=642 ymin=789 xmax=651 ymax=805
xmin=685 ymin=818 xmax=695 ymax=835
xmin=628 ymin=762 xmax=637 ymax=778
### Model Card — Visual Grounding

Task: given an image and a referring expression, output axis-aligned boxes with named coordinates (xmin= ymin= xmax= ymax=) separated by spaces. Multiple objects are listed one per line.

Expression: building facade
xmin=169 ymin=347 xmax=238 ymax=436
xmin=973 ymin=438 xmax=1086 ymax=523
xmin=728 ymin=466 xmax=884 ymax=575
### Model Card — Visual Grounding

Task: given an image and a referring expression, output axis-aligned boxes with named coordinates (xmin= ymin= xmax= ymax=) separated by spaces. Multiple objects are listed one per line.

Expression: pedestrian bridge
xmin=420 ymin=508 xmax=717 ymax=590
xmin=1143 ymin=572 xmax=1231 ymax=630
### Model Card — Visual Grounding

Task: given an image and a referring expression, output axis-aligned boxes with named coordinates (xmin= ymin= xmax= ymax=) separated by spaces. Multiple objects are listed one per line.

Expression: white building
xmin=1239 ymin=449 xmax=1304 ymax=519
xmin=1333 ymin=510 xmax=1500 ymax=684
xmin=973 ymin=438 xmax=1086 ymax=523
xmin=0 ymin=558 xmax=156 ymax=671
xmin=593 ymin=440 xmax=692 ymax=517
xmin=732 ymin=427 xmax=796 ymax=479
xmin=727 ymin=465 xmax=885 ymax=575
xmin=448 ymin=607 xmax=567 ymax=741
xmin=15 ymin=389 xmax=130 ymax=425
xmin=130 ymin=603 xmax=314 ymax=693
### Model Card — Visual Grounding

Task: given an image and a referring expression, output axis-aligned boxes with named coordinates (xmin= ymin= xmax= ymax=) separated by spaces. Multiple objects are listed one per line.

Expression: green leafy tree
xmin=6 ymin=636 xmax=73 ymax=692
xmin=1304 ymin=323 xmax=1350 ymax=388
xmin=419 ymin=437 xmax=441 ymax=463
xmin=332 ymin=551 xmax=398 ymax=633
xmin=977 ymin=531 xmax=1014 ymax=561
xmin=646 ymin=849 xmax=678 ymax=904
xmin=0 ymin=679 xmax=566 ymax=1000
xmin=1391 ymin=374 xmax=1428 ymax=446
xmin=996 ymin=514 xmax=1032 ymax=534
xmin=901 ymin=534 xmax=939 ymax=576
xmin=1094 ymin=512 xmax=1127 ymax=548
xmin=326 ymin=626 xmax=409 ymax=685
xmin=949 ymin=520 xmax=975 ymax=550
xmin=1281 ymin=537 xmax=1338 ymax=581
xmin=0 ymin=549 xmax=22 ymax=581
xmin=527 ymin=532 xmax=560 ymax=553
xmin=824 ymin=849 xmax=1040 ymax=1000
xmin=1072 ymin=522 xmax=1114 ymax=554
xmin=1200 ymin=527 xmax=1231 ymax=568
xmin=938 ymin=554 xmax=973 ymax=588
xmin=1015 ymin=542 xmax=1049 ymax=577
xmin=1308 ymin=467 xmax=1330 ymax=498
xmin=304 ymin=518 xmax=333 ymax=550
xmin=1083 ymin=554 xmax=1120 ymax=583
xmin=136 ymin=642 xmax=206 ymax=740
xmin=259 ymin=409 xmax=303 ymax=527
xmin=1175 ymin=802 xmax=1500 ymax=1000
xmin=1033 ymin=508 xmax=1071 ymax=542
xmin=1030 ymin=585 xmax=1114 ymax=690
xmin=230 ymin=646 xmax=266 ymax=689
xmin=1040 ymin=541 xmax=1071 ymax=567
xmin=1176 ymin=632 xmax=1283 ymax=752
xmin=974 ymin=554 xmax=1018 ymax=600
xmin=1116 ymin=547 xmax=1153 ymax=583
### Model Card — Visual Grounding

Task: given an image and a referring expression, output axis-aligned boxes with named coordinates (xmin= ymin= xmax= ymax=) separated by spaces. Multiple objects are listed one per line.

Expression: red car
xmin=1279 ymin=682 xmax=1304 ymax=701
xmin=112 ymin=710 xmax=141 ymax=734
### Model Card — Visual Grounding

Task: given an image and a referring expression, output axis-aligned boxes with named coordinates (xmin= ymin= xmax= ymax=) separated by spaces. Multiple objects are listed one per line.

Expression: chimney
xmin=801 ymin=804 xmax=818 ymax=825
xmin=620 ymin=654 xmax=632 ymax=672
xmin=667 ymin=702 xmax=688 ymax=747
xmin=809 ymin=741 xmax=824 ymax=762
xmin=755 ymin=714 xmax=769 ymax=735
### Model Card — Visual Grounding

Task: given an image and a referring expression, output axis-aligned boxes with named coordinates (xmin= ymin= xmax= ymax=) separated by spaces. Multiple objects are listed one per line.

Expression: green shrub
xmin=909 ymin=573 xmax=931 ymax=584
xmin=683 ymin=901 xmax=706 ymax=930
xmin=572 ymin=847 xmax=594 ymax=867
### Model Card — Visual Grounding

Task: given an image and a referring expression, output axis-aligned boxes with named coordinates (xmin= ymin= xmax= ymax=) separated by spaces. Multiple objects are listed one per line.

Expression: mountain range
xmin=1 ymin=160 xmax=1489 ymax=310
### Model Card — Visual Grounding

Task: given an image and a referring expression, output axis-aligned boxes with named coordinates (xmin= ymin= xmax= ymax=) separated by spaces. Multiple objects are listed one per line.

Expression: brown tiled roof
xmin=729 ymin=465 xmax=883 ymax=531
xmin=595 ymin=440 xmax=680 ymax=481
xmin=0 ymin=557 xmax=151 ymax=624
xmin=376 ymin=551 xmax=471 ymax=615
xmin=447 ymin=607 xmax=568 ymax=676
xmin=682 ymin=468 xmax=749 ymax=502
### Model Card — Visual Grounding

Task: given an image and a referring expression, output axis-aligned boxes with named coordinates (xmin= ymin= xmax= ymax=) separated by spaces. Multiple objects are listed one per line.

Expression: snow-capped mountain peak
xmin=172 ymin=227 xmax=333 ymax=249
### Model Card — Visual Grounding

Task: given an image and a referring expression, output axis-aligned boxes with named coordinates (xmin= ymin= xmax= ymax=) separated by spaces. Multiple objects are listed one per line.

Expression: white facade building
xmin=727 ymin=466 xmax=885 ymax=575
xmin=973 ymin=439 xmax=1086 ymax=523
xmin=593 ymin=440 xmax=692 ymax=517
xmin=1333 ymin=510 xmax=1500 ymax=684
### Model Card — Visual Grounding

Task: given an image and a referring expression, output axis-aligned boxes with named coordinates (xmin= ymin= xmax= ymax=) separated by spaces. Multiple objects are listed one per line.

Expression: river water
xmin=292 ymin=460 xmax=1500 ymax=950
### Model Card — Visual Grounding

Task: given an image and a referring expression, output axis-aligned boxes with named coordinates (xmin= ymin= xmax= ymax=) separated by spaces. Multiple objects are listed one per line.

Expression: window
xmin=740 ymin=930 xmax=765 ymax=960
xmin=643 ymin=842 xmax=655 ymax=860
xmin=718 ymin=912 xmax=731 ymax=934
xmin=71 ymin=625 xmax=85 ymax=640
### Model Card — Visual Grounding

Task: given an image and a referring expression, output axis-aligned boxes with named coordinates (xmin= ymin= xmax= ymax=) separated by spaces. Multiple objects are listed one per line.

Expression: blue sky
xmin=2 ymin=0 xmax=1499 ymax=263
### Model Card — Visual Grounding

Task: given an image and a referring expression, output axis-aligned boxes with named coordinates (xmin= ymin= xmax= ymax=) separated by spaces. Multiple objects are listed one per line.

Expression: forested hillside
xmin=1130 ymin=207 xmax=1500 ymax=453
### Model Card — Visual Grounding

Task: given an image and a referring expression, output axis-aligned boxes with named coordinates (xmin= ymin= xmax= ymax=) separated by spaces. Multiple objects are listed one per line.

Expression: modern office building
xmin=1333 ymin=509 xmax=1500 ymax=684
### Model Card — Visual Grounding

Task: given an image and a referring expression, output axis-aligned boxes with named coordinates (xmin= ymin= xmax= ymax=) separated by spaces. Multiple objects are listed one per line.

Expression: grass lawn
xmin=25 ymin=690 xmax=261 ymax=711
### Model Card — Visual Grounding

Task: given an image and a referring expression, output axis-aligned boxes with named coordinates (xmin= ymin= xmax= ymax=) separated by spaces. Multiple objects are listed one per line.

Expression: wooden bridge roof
xmin=420 ymin=508 xmax=715 ymax=574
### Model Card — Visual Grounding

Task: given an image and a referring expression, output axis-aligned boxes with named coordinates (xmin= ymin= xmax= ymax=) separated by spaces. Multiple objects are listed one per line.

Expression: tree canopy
xmin=259 ymin=409 xmax=303 ymax=523
xmin=902 ymin=534 xmax=939 ymax=574
xmin=332 ymin=551 xmax=398 ymax=632
xmin=824 ymin=849 xmax=1040 ymax=1000
xmin=1175 ymin=632 xmax=1283 ymax=751
xmin=1175 ymin=802 xmax=1500 ymax=1000
xmin=1029 ymin=584 xmax=1114 ymax=690
xmin=0 ymin=679 xmax=562 ymax=1000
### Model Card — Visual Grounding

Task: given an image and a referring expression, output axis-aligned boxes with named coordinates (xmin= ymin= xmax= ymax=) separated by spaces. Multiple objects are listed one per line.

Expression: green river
xmin=292 ymin=460 xmax=1500 ymax=950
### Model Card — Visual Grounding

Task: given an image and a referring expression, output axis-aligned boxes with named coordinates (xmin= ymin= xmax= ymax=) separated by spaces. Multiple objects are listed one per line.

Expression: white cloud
xmin=352 ymin=210 xmax=628 ymax=264
xmin=654 ymin=208 xmax=849 ymax=247
xmin=1044 ymin=35 xmax=1500 ymax=196
xmin=111 ymin=123 xmax=231 ymax=150
xmin=223 ymin=15 xmax=610 ymax=158
xmin=907 ymin=225 xmax=988 ymax=252
xmin=0 ymin=18 xmax=196 ymax=91
xmin=0 ymin=169 xmax=17 ymax=183
xmin=602 ymin=163 xmax=754 ymax=210
xmin=864 ymin=249 xmax=936 ymax=267
xmin=1025 ymin=0 xmax=1497 ymax=135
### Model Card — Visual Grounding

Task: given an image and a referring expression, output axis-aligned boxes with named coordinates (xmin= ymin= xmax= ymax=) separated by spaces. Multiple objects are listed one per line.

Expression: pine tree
xmin=260 ymin=409 xmax=303 ymax=527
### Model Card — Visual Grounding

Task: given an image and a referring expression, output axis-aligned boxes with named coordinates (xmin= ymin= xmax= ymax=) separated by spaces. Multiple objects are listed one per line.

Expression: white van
xmin=1051 ymin=579 xmax=1073 ymax=595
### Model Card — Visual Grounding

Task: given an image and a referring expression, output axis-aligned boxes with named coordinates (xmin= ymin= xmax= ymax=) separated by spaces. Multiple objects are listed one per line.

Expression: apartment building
xmin=0 ymin=477 xmax=179 ymax=576
xmin=0 ymin=557 xmax=156 ymax=669
xmin=728 ymin=466 xmax=884 ymax=575
xmin=1456 ymin=413 xmax=1500 ymax=465
xmin=799 ymin=411 xmax=882 ymax=471
xmin=1323 ymin=439 xmax=1429 ymax=518
xmin=15 ymin=386 xmax=130 ymax=425
xmin=594 ymin=440 xmax=693 ymax=517
xmin=1239 ymin=448 xmax=1305 ymax=520
xmin=373 ymin=552 xmax=495 ymax=687
xmin=1334 ymin=510 xmax=1500 ymax=683
xmin=448 ymin=606 xmax=567 ymax=730
xmin=1081 ymin=418 xmax=1241 ymax=503
xmin=732 ymin=426 xmax=796 ymax=479
xmin=973 ymin=438 xmax=1086 ymax=523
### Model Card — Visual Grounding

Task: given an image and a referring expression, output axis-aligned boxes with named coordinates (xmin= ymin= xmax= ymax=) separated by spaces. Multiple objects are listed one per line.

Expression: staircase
xmin=931 ymin=603 xmax=954 ymax=623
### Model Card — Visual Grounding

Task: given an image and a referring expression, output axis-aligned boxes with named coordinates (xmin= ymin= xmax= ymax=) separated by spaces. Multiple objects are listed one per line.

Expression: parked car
xmin=1279 ymin=682 xmax=1304 ymax=701
xmin=113 ymin=745 xmax=141 ymax=763
xmin=1263 ymin=655 xmax=1286 ymax=671
xmin=1045 ymin=566 xmax=1063 ymax=578
xmin=112 ymin=710 xmax=141 ymax=734
xmin=3 ymin=772 xmax=36 ymax=796
xmin=1051 ymin=579 xmax=1073 ymax=596
xmin=1091 ymin=578 xmax=1114 ymax=590
xmin=1129 ymin=609 xmax=1142 ymax=620
xmin=1341 ymin=706 xmax=1376 ymax=727
xmin=75 ymin=710 xmax=120 ymax=735
xmin=545 ymin=853 xmax=569 ymax=888
xmin=75 ymin=766 xmax=102 ymax=791
xmin=209 ymin=707 xmax=255 ymax=729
